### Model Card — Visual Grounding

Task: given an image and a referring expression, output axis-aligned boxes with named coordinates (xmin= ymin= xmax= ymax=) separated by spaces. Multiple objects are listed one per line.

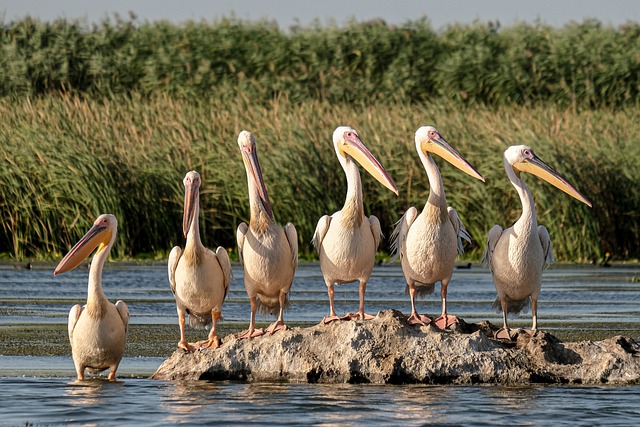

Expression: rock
xmin=151 ymin=310 xmax=640 ymax=385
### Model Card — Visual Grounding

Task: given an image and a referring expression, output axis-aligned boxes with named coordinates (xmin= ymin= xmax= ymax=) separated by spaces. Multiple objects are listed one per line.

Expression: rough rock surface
xmin=151 ymin=310 xmax=640 ymax=385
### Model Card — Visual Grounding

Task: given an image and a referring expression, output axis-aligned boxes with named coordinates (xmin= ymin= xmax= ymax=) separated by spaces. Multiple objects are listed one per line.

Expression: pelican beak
xmin=514 ymin=156 xmax=592 ymax=207
xmin=54 ymin=224 xmax=111 ymax=276
xmin=241 ymin=145 xmax=273 ymax=217
xmin=183 ymin=181 xmax=200 ymax=237
xmin=339 ymin=131 xmax=399 ymax=195
xmin=423 ymin=135 xmax=485 ymax=182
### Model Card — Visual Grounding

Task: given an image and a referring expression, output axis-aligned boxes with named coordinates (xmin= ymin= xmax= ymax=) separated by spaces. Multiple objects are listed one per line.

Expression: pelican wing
xmin=67 ymin=304 xmax=83 ymax=343
xmin=215 ymin=246 xmax=232 ymax=300
xmin=447 ymin=206 xmax=471 ymax=254
xmin=390 ymin=206 xmax=418 ymax=262
xmin=368 ymin=215 xmax=383 ymax=250
xmin=537 ymin=225 xmax=555 ymax=268
xmin=284 ymin=222 xmax=298 ymax=269
xmin=482 ymin=224 xmax=504 ymax=272
xmin=236 ymin=222 xmax=249 ymax=266
xmin=312 ymin=215 xmax=331 ymax=250
xmin=167 ymin=246 xmax=182 ymax=296
xmin=115 ymin=300 xmax=130 ymax=333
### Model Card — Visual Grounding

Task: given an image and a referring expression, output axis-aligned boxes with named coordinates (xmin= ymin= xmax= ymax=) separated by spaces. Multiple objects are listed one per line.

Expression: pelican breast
xmin=403 ymin=206 xmax=459 ymax=284
xmin=318 ymin=211 xmax=377 ymax=284
xmin=174 ymin=247 xmax=228 ymax=314
xmin=241 ymin=222 xmax=296 ymax=299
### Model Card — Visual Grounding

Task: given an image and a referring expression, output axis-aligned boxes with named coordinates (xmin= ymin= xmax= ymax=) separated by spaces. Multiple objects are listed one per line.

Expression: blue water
xmin=1 ymin=262 xmax=640 ymax=425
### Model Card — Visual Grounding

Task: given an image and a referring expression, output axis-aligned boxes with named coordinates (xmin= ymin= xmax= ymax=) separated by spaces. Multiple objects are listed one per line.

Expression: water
xmin=1 ymin=262 xmax=640 ymax=425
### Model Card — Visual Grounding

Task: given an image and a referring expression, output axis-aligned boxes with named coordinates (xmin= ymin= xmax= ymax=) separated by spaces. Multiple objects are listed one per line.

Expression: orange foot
xmin=434 ymin=314 xmax=459 ymax=329
xmin=494 ymin=327 xmax=520 ymax=341
xmin=341 ymin=312 xmax=375 ymax=321
xmin=195 ymin=335 xmax=222 ymax=350
xmin=265 ymin=321 xmax=287 ymax=335
xmin=178 ymin=340 xmax=196 ymax=352
xmin=322 ymin=314 xmax=342 ymax=324
xmin=238 ymin=328 xmax=265 ymax=339
xmin=407 ymin=313 xmax=432 ymax=326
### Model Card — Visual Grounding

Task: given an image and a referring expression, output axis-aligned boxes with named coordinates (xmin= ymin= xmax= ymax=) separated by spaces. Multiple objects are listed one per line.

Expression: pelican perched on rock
xmin=54 ymin=214 xmax=129 ymax=381
xmin=236 ymin=130 xmax=298 ymax=338
xmin=313 ymin=126 xmax=398 ymax=323
xmin=483 ymin=145 xmax=592 ymax=339
xmin=168 ymin=171 xmax=231 ymax=351
xmin=392 ymin=126 xmax=485 ymax=328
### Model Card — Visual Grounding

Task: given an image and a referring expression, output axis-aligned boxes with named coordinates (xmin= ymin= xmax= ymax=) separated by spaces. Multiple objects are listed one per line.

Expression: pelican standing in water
xmin=54 ymin=214 xmax=129 ymax=381
xmin=313 ymin=126 xmax=398 ymax=323
xmin=236 ymin=130 xmax=298 ymax=338
xmin=483 ymin=145 xmax=592 ymax=339
xmin=392 ymin=126 xmax=485 ymax=328
xmin=168 ymin=171 xmax=232 ymax=351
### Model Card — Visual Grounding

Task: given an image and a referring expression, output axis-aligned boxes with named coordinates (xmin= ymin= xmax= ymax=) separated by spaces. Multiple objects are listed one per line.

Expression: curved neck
xmin=86 ymin=239 xmax=113 ymax=316
xmin=506 ymin=157 xmax=537 ymax=233
xmin=341 ymin=156 xmax=364 ymax=227
xmin=246 ymin=170 xmax=273 ymax=234
xmin=419 ymin=151 xmax=448 ymax=215
xmin=186 ymin=197 xmax=202 ymax=247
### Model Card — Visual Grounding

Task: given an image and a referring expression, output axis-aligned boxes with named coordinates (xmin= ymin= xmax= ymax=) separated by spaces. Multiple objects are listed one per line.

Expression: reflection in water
xmin=160 ymin=380 xmax=221 ymax=422
xmin=1 ymin=378 xmax=640 ymax=426
xmin=65 ymin=379 xmax=125 ymax=407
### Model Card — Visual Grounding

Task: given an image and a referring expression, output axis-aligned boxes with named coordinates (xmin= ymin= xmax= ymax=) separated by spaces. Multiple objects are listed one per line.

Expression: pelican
xmin=54 ymin=214 xmax=129 ymax=381
xmin=392 ymin=126 xmax=485 ymax=328
xmin=483 ymin=145 xmax=592 ymax=339
xmin=236 ymin=130 xmax=298 ymax=338
xmin=168 ymin=171 xmax=232 ymax=351
xmin=312 ymin=126 xmax=398 ymax=323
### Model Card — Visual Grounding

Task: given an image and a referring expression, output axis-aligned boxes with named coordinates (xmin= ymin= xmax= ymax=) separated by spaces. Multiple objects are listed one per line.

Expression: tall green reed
xmin=0 ymin=94 xmax=637 ymax=261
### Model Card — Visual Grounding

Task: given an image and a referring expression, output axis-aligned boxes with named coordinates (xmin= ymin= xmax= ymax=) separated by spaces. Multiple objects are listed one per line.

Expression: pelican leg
xmin=108 ymin=365 xmax=118 ymax=381
xmin=323 ymin=282 xmax=342 ymax=324
xmin=495 ymin=297 xmax=517 ymax=340
xmin=177 ymin=310 xmax=195 ymax=351
xmin=407 ymin=283 xmax=431 ymax=326
xmin=266 ymin=291 xmax=288 ymax=334
xmin=530 ymin=297 xmax=538 ymax=335
xmin=75 ymin=363 xmax=85 ymax=381
xmin=196 ymin=307 xmax=223 ymax=349
xmin=343 ymin=280 xmax=375 ymax=321
xmin=434 ymin=280 xmax=459 ymax=329
xmin=239 ymin=296 xmax=265 ymax=339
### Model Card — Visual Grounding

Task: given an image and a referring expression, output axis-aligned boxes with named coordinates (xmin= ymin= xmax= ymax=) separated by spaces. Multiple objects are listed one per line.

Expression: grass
xmin=0 ymin=93 xmax=638 ymax=262
xmin=0 ymin=17 xmax=639 ymax=108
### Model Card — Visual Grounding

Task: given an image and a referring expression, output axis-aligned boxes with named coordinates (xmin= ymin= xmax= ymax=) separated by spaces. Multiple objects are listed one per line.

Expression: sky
xmin=1 ymin=0 xmax=639 ymax=29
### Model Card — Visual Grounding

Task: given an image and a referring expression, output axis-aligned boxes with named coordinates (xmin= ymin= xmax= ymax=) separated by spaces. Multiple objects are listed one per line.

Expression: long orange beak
xmin=54 ymin=224 xmax=111 ymax=276
xmin=422 ymin=135 xmax=485 ymax=182
xmin=241 ymin=145 xmax=273 ymax=218
xmin=183 ymin=182 xmax=200 ymax=237
xmin=514 ymin=156 xmax=592 ymax=207
xmin=339 ymin=131 xmax=399 ymax=195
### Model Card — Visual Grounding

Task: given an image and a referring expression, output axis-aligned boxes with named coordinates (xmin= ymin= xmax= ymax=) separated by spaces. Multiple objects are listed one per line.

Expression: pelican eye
xmin=428 ymin=130 xmax=438 ymax=139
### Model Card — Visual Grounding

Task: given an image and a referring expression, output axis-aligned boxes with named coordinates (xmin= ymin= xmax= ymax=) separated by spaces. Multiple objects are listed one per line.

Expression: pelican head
xmin=415 ymin=126 xmax=485 ymax=182
xmin=505 ymin=145 xmax=592 ymax=207
xmin=333 ymin=126 xmax=399 ymax=195
xmin=54 ymin=214 xmax=117 ymax=276
xmin=182 ymin=170 xmax=202 ymax=237
xmin=238 ymin=130 xmax=273 ymax=218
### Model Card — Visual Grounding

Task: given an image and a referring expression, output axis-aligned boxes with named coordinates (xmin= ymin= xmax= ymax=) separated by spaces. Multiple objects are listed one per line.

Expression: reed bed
xmin=0 ymin=17 xmax=639 ymax=108
xmin=0 ymin=94 xmax=637 ymax=261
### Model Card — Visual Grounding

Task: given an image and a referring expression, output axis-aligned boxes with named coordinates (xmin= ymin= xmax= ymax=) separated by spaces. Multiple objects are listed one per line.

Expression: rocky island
xmin=151 ymin=310 xmax=640 ymax=385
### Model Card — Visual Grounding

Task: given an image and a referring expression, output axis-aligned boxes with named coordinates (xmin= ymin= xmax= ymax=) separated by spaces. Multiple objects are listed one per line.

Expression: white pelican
xmin=54 ymin=214 xmax=129 ymax=381
xmin=392 ymin=126 xmax=485 ymax=328
xmin=168 ymin=171 xmax=232 ymax=351
xmin=482 ymin=145 xmax=592 ymax=339
xmin=313 ymin=126 xmax=398 ymax=323
xmin=236 ymin=130 xmax=298 ymax=338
